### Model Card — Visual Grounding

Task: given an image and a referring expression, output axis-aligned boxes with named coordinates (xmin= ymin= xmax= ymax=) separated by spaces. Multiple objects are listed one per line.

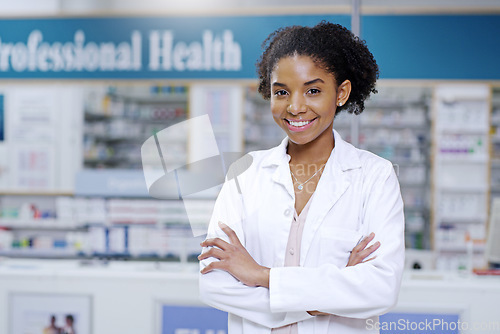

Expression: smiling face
xmin=270 ymin=54 xmax=350 ymax=147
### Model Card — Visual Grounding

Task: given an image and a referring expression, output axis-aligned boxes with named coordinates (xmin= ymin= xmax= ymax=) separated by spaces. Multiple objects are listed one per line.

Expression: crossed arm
xmin=198 ymin=221 xmax=380 ymax=315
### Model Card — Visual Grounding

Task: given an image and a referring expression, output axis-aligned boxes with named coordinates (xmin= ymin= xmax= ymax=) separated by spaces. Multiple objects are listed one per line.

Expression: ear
xmin=337 ymin=80 xmax=352 ymax=106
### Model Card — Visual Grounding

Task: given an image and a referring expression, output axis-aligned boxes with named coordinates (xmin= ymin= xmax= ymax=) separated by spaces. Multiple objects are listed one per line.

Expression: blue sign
xmin=362 ymin=14 xmax=500 ymax=80
xmin=0 ymin=15 xmax=348 ymax=80
xmin=0 ymin=14 xmax=499 ymax=80
xmin=161 ymin=305 xmax=227 ymax=334
xmin=378 ymin=312 xmax=460 ymax=334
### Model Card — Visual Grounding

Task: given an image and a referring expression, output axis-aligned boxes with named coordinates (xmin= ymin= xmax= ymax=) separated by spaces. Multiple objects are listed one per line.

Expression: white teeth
xmin=288 ymin=120 xmax=312 ymax=127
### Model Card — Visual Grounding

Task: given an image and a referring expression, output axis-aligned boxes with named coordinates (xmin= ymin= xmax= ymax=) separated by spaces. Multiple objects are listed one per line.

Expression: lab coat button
xmin=289 ymin=248 xmax=295 ymax=255
xmin=284 ymin=208 xmax=291 ymax=216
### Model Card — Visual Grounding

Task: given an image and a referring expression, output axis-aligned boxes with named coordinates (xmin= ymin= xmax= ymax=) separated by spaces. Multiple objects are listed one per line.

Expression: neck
xmin=287 ymin=125 xmax=335 ymax=165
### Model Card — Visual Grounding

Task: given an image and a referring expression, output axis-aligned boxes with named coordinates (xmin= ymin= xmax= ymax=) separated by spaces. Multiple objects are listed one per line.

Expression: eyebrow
xmin=304 ymin=78 xmax=324 ymax=86
xmin=272 ymin=82 xmax=287 ymax=88
xmin=272 ymin=78 xmax=325 ymax=88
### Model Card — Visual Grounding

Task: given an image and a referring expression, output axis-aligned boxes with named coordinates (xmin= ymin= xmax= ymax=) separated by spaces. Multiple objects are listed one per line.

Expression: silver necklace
xmin=290 ymin=164 xmax=326 ymax=191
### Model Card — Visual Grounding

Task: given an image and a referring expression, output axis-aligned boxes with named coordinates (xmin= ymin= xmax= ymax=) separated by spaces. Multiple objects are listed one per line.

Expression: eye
xmin=308 ymin=88 xmax=321 ymax=95
xmin=273 ymin=89 xmax=289 ymax=96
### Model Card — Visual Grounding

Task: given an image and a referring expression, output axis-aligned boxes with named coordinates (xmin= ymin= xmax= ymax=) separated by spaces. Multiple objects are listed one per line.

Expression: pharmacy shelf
xmin=435 ymin=243 xmax=486 ymax=253
xmin=438 ymin=185 xmax=489 ymax=192
xmin=0 ymin=250 xmax=191 ymax=261
xmin=0 ymin=250 xmax=84 ymax=259
xmin=359 ymin=123 xmax=427 ymax=130
xmin=0 ymin=219 xmax=86 ymax=230
xmin=437 ymin=157 xmax=489 ymax=164
xmin=361 ymin=143 xmax=429 ymax=150
xmin=0 ymin=192 xmax=74 ymax=196
xmin=391 ymin=160 xmax=427 ymax=166
xmin=108 ymin=93 xmax=188 ymax=104
xmin=437 ymin=128 xmax=489 ymax=135
xmin=83 ymin=85 xmax=189 ymax=170
xmin=439 ymin=216 xmax=488 ymax=224
xmin=432 ymin=84 xmax=490 ymax=270
xmin=398 ymin=183 xmax=427 ymax=188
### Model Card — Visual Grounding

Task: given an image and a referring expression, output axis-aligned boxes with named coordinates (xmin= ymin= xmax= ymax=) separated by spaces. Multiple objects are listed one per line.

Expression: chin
xmin=288 ymin=134 xmax=316 ymax=146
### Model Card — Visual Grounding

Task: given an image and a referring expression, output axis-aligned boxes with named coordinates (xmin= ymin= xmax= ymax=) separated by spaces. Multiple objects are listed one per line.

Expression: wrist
xmin=257 ymin=266 xmax=270 ymax=288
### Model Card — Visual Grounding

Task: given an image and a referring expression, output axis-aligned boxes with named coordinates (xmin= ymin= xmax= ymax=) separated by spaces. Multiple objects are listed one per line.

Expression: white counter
xmin=0 ymin=259 xmax=499 ymax=334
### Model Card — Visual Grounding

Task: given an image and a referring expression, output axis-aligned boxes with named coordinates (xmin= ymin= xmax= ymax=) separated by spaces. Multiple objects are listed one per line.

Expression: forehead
xmin=271 ymin=55 xmax=334 ymax=83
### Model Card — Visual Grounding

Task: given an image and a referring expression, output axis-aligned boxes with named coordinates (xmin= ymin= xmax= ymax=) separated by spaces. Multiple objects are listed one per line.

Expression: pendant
xmin=297 ymin=184 xmax=303 ymax=190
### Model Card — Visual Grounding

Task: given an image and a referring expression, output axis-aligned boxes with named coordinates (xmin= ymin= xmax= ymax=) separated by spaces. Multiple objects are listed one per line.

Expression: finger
xmin=198 ymin=247 xmax=225 ymax=261
xmin=218 ymin=221 xmax=242 ymax=246
xmin=200 ymin=260 xmax=227 ymax=274
xmin=200 ymin=237 xmax=231 ymax=250
xmin=355 ymin=241 xmax=381 ymax=260
xmin=351 ymin=232 xmax=375 ymax=253
xmin=362 ymin=256 xmax=377 ymax=263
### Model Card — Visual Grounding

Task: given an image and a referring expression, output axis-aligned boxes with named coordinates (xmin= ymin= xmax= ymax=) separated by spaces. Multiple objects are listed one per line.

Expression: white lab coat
xmin=199 ymin=129 xmax=405 ymax=333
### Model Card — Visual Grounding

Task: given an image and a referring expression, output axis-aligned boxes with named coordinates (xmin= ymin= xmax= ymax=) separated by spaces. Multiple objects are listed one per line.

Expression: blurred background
xmin=0 ymin=1 xmax=500 ymax=333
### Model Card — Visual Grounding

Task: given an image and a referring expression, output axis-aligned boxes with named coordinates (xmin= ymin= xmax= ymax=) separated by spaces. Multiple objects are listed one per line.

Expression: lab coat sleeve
xmin=269 ymin=162 xmax=405 ymax=318
xmin=199 ymin=166 xmax=313 ymax=328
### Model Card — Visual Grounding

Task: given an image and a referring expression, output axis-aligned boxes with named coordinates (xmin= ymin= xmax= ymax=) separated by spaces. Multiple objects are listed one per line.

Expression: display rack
xmin=83 ymin=84 xmax=188 ymax=169
xmin=432 ymin=84 xmax=491 ymax=271
xmin=0 ymin=84 xmax=206 ymax=262
xmin=490 ymin=88 xmax=500 ymax=197
xmin=0 ymin=193 xmax=208 ymax=262
xmin=360 ymin=87 xmax=432 ymax=250
xmin=0 ymin=83 xmax=247 ymax=262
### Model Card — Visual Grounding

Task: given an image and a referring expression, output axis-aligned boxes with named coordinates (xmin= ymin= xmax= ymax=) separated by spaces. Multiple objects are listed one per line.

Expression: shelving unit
xmin=490 ymin=88 xmax=500 ymax=198
xmin=83 ymin=84 xmax=189 ymax=169
xmin=0 ymin=83 xmax=247 ymax=262
xmin=0 ymin=194 xmax=209 ymax=262
xmin=432 ymin=84 xmax=491 ymax=271
xmin=359 ymin=87 xmax=432 ymax=250
xmin=1 ymin=84 xmax=199 ymax=262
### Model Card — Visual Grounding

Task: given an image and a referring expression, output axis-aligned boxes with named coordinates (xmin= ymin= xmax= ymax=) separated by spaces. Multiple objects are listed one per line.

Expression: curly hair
xmin=256 ymin=21 xmax=379 ymax=115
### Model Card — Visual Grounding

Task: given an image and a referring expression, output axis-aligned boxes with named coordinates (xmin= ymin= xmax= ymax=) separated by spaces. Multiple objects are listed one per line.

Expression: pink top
xmin=271 ymin=195 xmax=314 ymax=334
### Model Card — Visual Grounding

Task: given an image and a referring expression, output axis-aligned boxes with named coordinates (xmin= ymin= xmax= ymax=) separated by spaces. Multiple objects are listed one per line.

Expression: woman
xmin=198 ymin=21 xmax=405 ymax=333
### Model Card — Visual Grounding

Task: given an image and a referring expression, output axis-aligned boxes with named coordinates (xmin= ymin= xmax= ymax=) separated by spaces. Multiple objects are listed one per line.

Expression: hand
xmin=347 ymin=232 xmax=380 ymax=267
xmin=307 ymin=232 xmax=381 ymax=316
xmin=199 ymin=221 xmax=270 ymax=288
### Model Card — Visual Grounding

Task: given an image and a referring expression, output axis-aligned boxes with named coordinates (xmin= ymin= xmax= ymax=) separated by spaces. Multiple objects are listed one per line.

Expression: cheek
xmin=270 ymin=100 xmax=284 ymax=118
xmin=313 ymin=101 xmax=337 ymax=119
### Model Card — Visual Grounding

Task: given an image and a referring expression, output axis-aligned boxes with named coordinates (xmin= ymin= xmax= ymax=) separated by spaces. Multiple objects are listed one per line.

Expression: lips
xmin=285 ymin=118 xmax=317 ymax=132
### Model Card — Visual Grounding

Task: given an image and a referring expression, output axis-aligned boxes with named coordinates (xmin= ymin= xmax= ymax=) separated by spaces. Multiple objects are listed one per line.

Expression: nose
xmin=286 ymin=95 xmax=307 ymax=115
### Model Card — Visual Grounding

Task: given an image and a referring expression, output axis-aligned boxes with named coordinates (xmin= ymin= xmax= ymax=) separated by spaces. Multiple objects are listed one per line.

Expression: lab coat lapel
xmin=265 ymin=136 xmax=295 ymax=200
xmin=299 ymin=129 xmax=360 ymax=265
xmin=300 ymin=157 xmax=351 ymax=264
xmin=271 ymin=160 xmax=295 ymax=200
